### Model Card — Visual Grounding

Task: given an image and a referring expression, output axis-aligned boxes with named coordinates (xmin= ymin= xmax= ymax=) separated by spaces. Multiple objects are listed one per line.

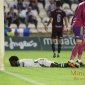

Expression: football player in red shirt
xmin=46 ymin=0 xmax=68 ymax=58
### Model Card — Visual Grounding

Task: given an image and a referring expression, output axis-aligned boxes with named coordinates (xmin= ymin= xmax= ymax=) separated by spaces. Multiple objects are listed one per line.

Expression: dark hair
xmin=9 ymin=56 xmax=19 ymax=61
xmin=56 ymin=1 xmax=61 ymax=7
xmin=9 ymin=56 xmax=19 ymax=66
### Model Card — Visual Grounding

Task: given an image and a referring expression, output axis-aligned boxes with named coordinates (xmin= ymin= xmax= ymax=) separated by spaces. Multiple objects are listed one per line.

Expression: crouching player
xmin=9 ymin=56 xmax=81 ymax=68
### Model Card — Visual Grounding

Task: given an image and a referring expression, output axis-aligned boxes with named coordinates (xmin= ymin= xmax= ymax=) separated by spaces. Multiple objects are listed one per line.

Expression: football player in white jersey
xmin=9 ymin=56 xmax=58 ymax=67
xmin=9 ymin=56 xmax=81 ymax=68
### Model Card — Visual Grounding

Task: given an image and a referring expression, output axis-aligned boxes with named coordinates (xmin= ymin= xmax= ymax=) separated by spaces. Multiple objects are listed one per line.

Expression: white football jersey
xmin=18 ymin=58 xmax=54 ymax=67
xmin=18 ymin=59 xmax=40 ymax=67
xmin=35 ymin=58 xmax=54 ymax=67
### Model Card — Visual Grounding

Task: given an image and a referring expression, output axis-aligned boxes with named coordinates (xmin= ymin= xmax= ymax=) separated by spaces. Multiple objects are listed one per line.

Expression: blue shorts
xmin=72 ymin=26 xmax=85 ymax=40
xmin=83 ymin=26 xmax=85 ymax=39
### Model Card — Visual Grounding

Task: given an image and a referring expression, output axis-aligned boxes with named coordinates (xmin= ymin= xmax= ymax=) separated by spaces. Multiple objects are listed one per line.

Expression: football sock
xmin=51 ymin=44 xmax=55 ymax=53
xmin=77 ymin=59 xmax=81 ymax=63
xmin=57 ymin=53 xmax=60 ymax=57
xmin=78 ymin=54 xmax=82 ymax=60
xmin=58 ymin=44 xmax=61 ymax=53
xmin=70 ymin=43 xmax=81 ymax=60
xmin=57 ymin=63 xmax=69 ymax=68
xmin=78 ymin=43 xmax=85 ymax=60
xmin=69 ymin=60 xmax=73 ymax=63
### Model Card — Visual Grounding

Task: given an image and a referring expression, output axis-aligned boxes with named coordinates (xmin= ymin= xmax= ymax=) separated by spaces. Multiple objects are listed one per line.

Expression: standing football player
xmin=45 ymin=0 xmax=68 ymax=58
xmin=68 ymin=1 xmax=85 ymax=67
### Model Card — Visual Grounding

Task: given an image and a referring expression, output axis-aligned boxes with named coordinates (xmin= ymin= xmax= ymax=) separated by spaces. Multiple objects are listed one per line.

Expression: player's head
xmin=55 ymin=0 xmax=61 ymax=7
xmin=9 ymin=56 xmax=19 ymax=66
xmin=49 ymin=0 xmax=54 ymax=4
xmin=28 ymin=6 xmax=32 ymax=11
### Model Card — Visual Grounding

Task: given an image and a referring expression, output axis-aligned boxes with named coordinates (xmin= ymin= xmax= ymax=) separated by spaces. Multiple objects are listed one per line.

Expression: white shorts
xmin=37 ymin=58 xmax=53 ymax=67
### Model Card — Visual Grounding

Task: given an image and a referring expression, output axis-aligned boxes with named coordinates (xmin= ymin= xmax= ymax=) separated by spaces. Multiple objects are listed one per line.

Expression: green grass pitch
xmin=0 ymin=51 xmax=85 ymax=85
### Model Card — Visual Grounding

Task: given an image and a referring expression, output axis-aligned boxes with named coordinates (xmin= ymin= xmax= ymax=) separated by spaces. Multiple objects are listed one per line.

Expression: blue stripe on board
xmin=23 ymin=28 xmax=30 ymax=36
xmin=4 ymin=28 xmax=8 ymax=33
xmin=15 ymin=28 xmax=18 ymax=33
xmin=4 ymin=28 xmax=30 ymax=36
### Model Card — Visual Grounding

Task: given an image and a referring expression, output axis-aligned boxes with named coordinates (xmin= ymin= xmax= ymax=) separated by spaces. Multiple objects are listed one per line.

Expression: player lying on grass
xmin=9 ymin=56 xmax=83 ymax=68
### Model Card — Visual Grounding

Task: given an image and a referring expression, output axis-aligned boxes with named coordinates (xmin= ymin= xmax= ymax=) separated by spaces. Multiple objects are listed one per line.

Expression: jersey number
xmin=57 ymin=14 xmax=61 ymax=22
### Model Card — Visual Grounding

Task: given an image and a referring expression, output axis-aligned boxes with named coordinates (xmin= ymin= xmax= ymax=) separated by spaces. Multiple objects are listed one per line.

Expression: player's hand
xmin=45 ymin=25 xmax=48 ymax=31
xmin=63 ymin=29 xmax=70 ymax=35
xmin=70 ymin=29 xmax=74 ymax=37
xmin=67 ymin=29 xmax=71 ymax=35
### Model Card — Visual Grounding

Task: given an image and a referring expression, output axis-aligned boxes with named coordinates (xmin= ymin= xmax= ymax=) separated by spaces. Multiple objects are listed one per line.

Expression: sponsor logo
xmin=55 ymin=25 xmax=62 ymax=28
xmin=71 ymin=70 xmax=85 ymax=81
xmin=43 ymin=37 xmax=75 ymax=49
xmin=43 ymin=37 xmax=75 ymax=45
xmin=5 ymin=38 xmax=38 ymax=49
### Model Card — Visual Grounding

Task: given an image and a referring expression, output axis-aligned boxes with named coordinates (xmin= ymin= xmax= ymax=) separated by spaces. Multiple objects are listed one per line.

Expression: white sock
xmin=69 ymin=60 xmax=73 ymax=63
xmin=77 ymin=59 xmax=81 ymax=63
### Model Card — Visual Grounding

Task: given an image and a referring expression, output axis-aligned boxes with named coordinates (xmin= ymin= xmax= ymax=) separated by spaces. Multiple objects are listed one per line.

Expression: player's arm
xmin=20 ymin=62 xmax=24 ymax=67
xmin=73 ymin=5 xmax=82 ymax=22
xmin=63 ymin=17 xmax=69 ymax=35
xmin=45 ymin=17 xmax=52 ymax=31
xmin=47 ymin=17 xmax=52 ymax=26
xmin=63 ymin=17 xmax=68 ymax=28
xmin=45 ymin=10 xmax=53 ymax=31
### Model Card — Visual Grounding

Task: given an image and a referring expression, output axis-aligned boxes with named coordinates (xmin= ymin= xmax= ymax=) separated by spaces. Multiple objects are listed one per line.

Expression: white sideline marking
xmin=2 ymin=70 xmax=45 ymax=85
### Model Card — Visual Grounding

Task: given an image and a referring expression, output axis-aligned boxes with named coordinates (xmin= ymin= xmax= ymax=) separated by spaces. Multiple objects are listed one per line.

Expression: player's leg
xmin=77 ymin=43 xmax=84 ymax=63
xmin=57 ymin=62 xmax=69 ymax=68
xmin=57 ymin=38 xmax=62 ymax=57
xmin=44 ymin=59 xmax=57 ymax=67
xmin=50 ymin=62 xmax=77 ymax=68
xmin=68 ymin=26 xmax=83 ymax=67
xmin=77 ymin=36 xmax=85 ymax=66
xmin=54 ymin=62 xmax=76 ymax=68
xmin=57 ymin=32 xmax=63 ymax=57
xmin=50 ymin=62 xmax=58 ymax=67
xmin=51 ymin=32 xmax=56 ymax=58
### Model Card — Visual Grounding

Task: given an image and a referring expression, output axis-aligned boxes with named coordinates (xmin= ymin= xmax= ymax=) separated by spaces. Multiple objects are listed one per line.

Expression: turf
xmin=0 ymin=51 xmax=85 ymax=85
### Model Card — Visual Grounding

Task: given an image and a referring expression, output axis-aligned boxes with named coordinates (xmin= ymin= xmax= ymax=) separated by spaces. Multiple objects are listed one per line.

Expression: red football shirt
xmin=72 ymin=1 xmax=85 ymax=26
xmin=50 ymin=8 xmax=66 ymax=32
